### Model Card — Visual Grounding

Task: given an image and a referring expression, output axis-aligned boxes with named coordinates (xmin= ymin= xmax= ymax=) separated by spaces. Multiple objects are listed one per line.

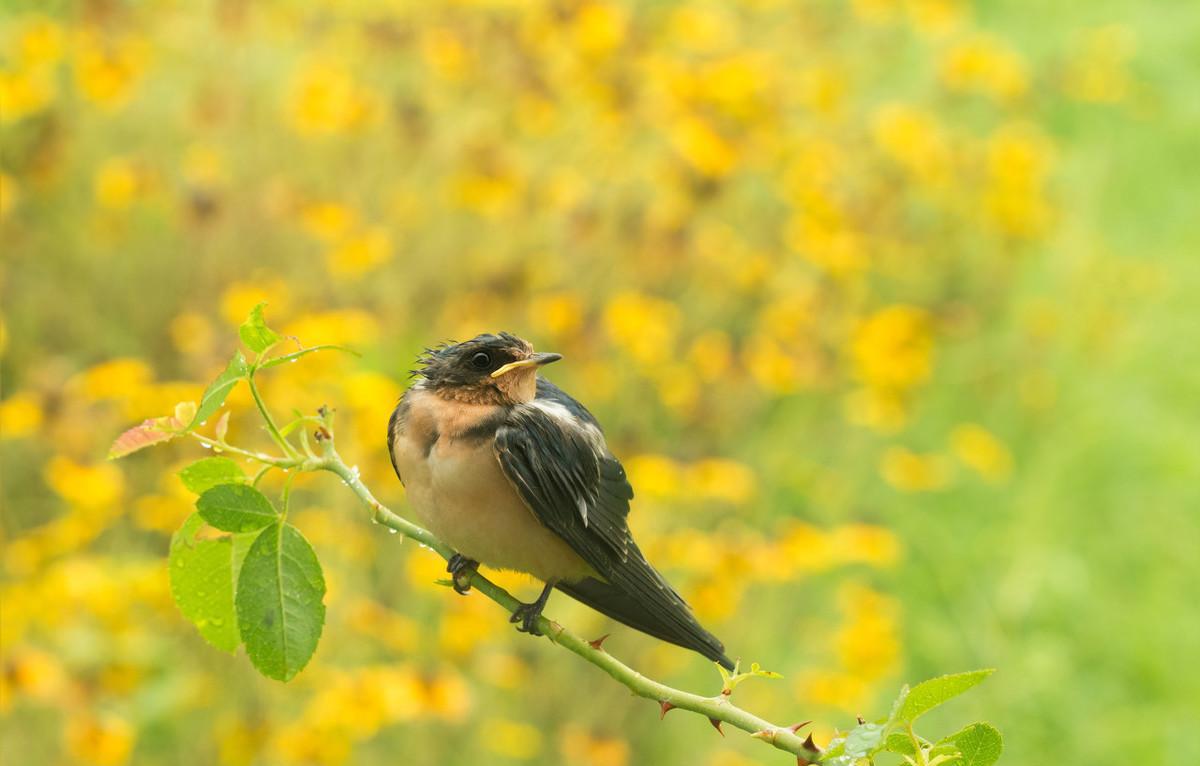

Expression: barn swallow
xmin=387 ymin=332 xmax=733 ymax=668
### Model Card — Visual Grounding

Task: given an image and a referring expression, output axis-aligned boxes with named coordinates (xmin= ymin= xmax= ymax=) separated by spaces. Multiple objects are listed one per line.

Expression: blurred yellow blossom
xmin=421 ymin=27 xmax=471 ymax=81
xmin=686 ymin=459 xmax=757 ymax=505
xmin=939 ymin=34 xmax=1029 ymax=102
xmin=73 ymin=30 xmax=149 ymax=110
xmin=669 ymin=116 xmax=738 ymax=177
xmin=219 ymin=280 xmax=290 ymax=326
xmin=168 ymin=311 xmax=216 ymax=357
xmin=603 ymin=292 xmax=680 ymax=365
xmin=93 ymin=158 xmax=141 ymax=210
xmin=283 ymin=310 xmax=380 ymax=347
xmin=843 ymin=386 xmax=909 ymax=433
xmin=325 ymin=227 xmax=393 ymax=278
xmin=70 ymin=358 xmax=153 ymax=401
xmin=44 ymin=456 xmax=125 ymax=511
xmin=299 ymin=201 xmax=359 ymax=242
xmin=481 ymin=717 xmax=543 ymax=760
xmin=687 ymin=330 xmax=734 ymax=382
xmin=0 ymin=171 xmax=17 ymax=219
xmin=950 ymin=423 xmax=1013 ymax=482
xmin=181 ymin=143 xmax=227 ymax=189
xmin=872 ymin=103 xmax=952 ymax=186
xmin=0 ymin=64 xmax=56 ymax=123
xmin=624 ymin=454 xmax=682 ymax=499
xmin=287 ymin=57 xmax=378 ymax=135
xmin=66 ymin=712 xmax=135 ymax=766
xmin=529 ymin=292 xmax=585 ymax=339
xmin=880 ymin=446 xmax=952 ymax=492
xmin=560 ymin=725 xmax=630 ymax=766
xmin=16 ymin=16 xmax=65 ymax=66
xmin=851 ymin=306 xmax=934 ymax=392
xmin=0 ymin=391 xmax=43 ymax=438
xmin=573 ymin=2 xmax=628 ymax=57
xmin=984 ymin=122 xmax=1055 ymax=237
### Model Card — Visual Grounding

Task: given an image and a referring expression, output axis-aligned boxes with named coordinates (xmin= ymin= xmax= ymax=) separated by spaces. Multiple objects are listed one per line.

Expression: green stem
xmin=190 ymin=433 xmax=295 ymax=467
xmin=247 ymin=368 xmax=300 ymax=460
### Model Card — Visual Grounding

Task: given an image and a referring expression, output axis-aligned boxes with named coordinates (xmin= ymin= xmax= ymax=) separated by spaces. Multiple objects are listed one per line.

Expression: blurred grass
xmin=3 ymin=1 xmax=1199 ymax=765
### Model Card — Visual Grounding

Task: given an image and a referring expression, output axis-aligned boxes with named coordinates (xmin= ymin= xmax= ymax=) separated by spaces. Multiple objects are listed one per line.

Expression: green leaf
xmin=820 ymin=722 xmax=885 ymax=766
xmin=939 ymin=723 xmax=1003 ymax=766
xmin=883 ymin=731 xmax=917 ymax=756
xmin=239 ymin=302 xmax=282 ymax=354
xmin=108 ymin=417 xmax=178 ymax=458
xmin=898 ymin=670 xmax=994 ymax=723
xmin=190 ymin=350 xmax=248 ymax=430
xmin=169 ymin=513 xmax=261 ymax=653
xmin=259 ymin=344 xmax=359 ymax=369
xmin=179 ymin=457 xmax=247 ymax=495
xmin=235 ymin=522 xmax=326 ymax=681
xmin=197 ymin=483 xmax=279 ymax=533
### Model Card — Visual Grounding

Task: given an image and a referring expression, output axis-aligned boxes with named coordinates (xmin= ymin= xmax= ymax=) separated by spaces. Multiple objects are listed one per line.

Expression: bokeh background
xmin=2 ymin=1 xmax=1198 ymax=764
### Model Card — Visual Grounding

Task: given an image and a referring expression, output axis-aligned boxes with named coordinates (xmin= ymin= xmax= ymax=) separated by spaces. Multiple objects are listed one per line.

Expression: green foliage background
xmin=2 ymin=1 xmax=1198 ymax=764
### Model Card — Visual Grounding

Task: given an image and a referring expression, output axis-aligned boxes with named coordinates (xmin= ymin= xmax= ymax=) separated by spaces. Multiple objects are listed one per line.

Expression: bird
xmin=387 ymin=331 xmax=733 ymax=669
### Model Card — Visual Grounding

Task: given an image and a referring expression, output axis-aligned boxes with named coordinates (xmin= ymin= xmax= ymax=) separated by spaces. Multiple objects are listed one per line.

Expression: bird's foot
xmin=446 ymin=554 xmax=478 ymax=595
xmin=509 ymin=583 xmax=554 ymax=636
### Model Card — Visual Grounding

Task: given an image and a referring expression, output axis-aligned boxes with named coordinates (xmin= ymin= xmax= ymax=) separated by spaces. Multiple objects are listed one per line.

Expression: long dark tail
xmin=557 ymin=568 xmax=734 ymax=669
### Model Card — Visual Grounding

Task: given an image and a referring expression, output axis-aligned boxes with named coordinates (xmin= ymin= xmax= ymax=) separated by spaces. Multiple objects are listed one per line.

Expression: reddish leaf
xmin=109 ymin=418 xmax=178 ymax=459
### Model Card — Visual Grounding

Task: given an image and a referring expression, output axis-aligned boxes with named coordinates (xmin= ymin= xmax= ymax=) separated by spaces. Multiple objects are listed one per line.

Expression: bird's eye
xmin=470 ymin=352 xmax=491 ymax=369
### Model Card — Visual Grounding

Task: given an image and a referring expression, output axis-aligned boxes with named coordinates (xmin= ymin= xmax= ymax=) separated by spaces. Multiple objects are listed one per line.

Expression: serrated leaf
xmin=179 ymin=457 xmax=247 ymax=495
xmin=190 ymin=350 xmax=247 ymax=429
xmin=939 ymin=723 xmax=1002 ymax=766
xmin=169 ymin=513 xmax=262 ymax=653
xmin=259 ymin=344 xmax=359 ymax=369
xmin=819 ymin=722 xmax=886 ymax=766
xmin=197 ymin=483 xmax=278 ymax=533
xmin=108 ymin=417 xmax=178 ymax=458
xmin=235 ymin=522 xmax=326 ymax=681
xmin=898 ymin=670 xmax=994 ymax=723
xmin=239 ymin=302 xmax=282 ymax=354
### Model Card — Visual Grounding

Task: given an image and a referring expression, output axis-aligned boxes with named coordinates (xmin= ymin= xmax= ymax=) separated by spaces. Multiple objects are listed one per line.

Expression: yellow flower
xmin=843 ymin=387 xmax=909 ymax=433
xmin=0 ymin=172 xmax=17 ymax=220
xmin=181 ymin=143 xmax=227 ymax=189
xmin=950 ymin=424 xmax=1013 ymax=483
xmin=73 ymin=30 xmax=149 ymax=110
xmin=939 ymin=34 xmax=1028 ymax=102
xmin=573 ymin=2 xmax=628 ymax=56
xmin=624 ymin=454 xmax=682 ymax=499
xmin=669 ymin=116 xmax=737 ymax=177
xmin=168 ymin=311 xmax=215 ymax=357
xmin=835 ymin=583 xmax=900 ymax=681
xmin=871 ymin=103 xmax=951 ymax=186
xmin=66 ymin=712 xmax=135 ymax=766
xmin=420 ymin=27 xmax=470 ymax=81
xmin=851 ymin=305 xmax=934 ymax=391
xmin=880 ymin=446 xmax=952 ymax=492
xmin=603 ymin=292 xmax=680 ymax=365
xmin=687 ymin=459 xmax=757 ymax=505
xmin=219 ymin=280 xmax=290 ymax=325
xmin=283 ymin=310 xmax=380 ymax=347
xmin=299 ymin=201 xmax=358 ymax=242
xmin=0 ymin=391 xmax=43 ymax=438
xmin=325 ymin=227 xmax=393 ymax=278
xmin=528 ymin=292 xmax=585 ymax=339
xmin=668 ymin=6 xmax=735 ymax=53
xmin=44 ymin=456 xmax=125 ymax=511
xmin=560 ymin=725 xmax=630 ymax=766
xmin=906 ymin=0 xmax=965 ymax=38
xmin=687 ymin=330 xmax=734 ymax=382
xmin=17 ymin=16 xmax=65 ymax=66
xmin=795 ymin=669 xmax=872 ymax=713
xmin=0 ymin=65 xmax=56 ymax=123
xmin=93 ymin=157 xmax=140 ymax=210
xmin=983 ymin=122 xmax=1055 ymax=237
xmin=3 ymin=647 xmax=67 ymax=703
xmin=481 ymin=717 xmax=543 ymax=760
xmin=71 ymin=358 xmax=153 ymax=401
xmin=287 ymin=57 xmax=378 ymax=135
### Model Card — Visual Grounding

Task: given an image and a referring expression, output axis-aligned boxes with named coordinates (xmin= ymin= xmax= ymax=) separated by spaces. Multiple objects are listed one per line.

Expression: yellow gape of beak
xmin=490 ymin=352 xmax=563 ymax=378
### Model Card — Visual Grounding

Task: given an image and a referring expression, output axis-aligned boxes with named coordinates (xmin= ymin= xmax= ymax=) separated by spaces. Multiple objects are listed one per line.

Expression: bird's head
xmin=414 ymin=332 xmax=562 ymax=405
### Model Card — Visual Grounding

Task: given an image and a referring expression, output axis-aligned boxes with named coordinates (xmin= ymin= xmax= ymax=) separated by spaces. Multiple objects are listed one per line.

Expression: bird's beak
xmin=490 ymin=352 xmax=563 ymax=378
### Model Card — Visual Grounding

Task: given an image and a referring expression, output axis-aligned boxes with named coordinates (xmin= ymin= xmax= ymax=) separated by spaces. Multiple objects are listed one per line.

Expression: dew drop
xmin=200 ymin=443 xmax=212 ymax=450
xmin=387 ymin=528 xmax=398 ymax=535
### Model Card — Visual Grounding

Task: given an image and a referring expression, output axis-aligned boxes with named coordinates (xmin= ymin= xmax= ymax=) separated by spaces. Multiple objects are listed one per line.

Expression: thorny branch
xmin=191 ymin=403 xmax=822 ymax=763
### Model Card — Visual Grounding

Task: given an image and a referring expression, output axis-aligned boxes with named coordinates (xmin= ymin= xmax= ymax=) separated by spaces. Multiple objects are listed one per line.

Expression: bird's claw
xmin=509 ymin=602 xmax=544 ymax=636
xmin=446 ymin=553 xmax=478 ymax=595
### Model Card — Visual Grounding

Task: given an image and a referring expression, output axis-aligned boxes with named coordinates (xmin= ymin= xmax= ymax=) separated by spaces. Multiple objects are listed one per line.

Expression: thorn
xmin=802 ymin=732 xmax=820 ymax=752
xmin=750 ymin=729 xmax=772 ymax=741
xmin=659 ymin=700 xmax=675 ymax=719
xmin=797 ymin=758 xmax=812 ymax=766
xmin=721 ymin=686 xmax=732 ymax=696
xmin=588 ymin=634 xmax=610 ymax=650
xmin=709 ymin=717 xmax=724 ymax=737
xmin=857 ymin=715 xmax=866 ymax=725
xmin=789 ymin=720 xmax=812 ymax=733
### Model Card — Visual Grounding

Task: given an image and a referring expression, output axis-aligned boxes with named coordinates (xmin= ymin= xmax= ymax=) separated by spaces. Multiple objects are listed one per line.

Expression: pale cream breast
xmin=391 ymin=386 xmax=593 ymax=583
